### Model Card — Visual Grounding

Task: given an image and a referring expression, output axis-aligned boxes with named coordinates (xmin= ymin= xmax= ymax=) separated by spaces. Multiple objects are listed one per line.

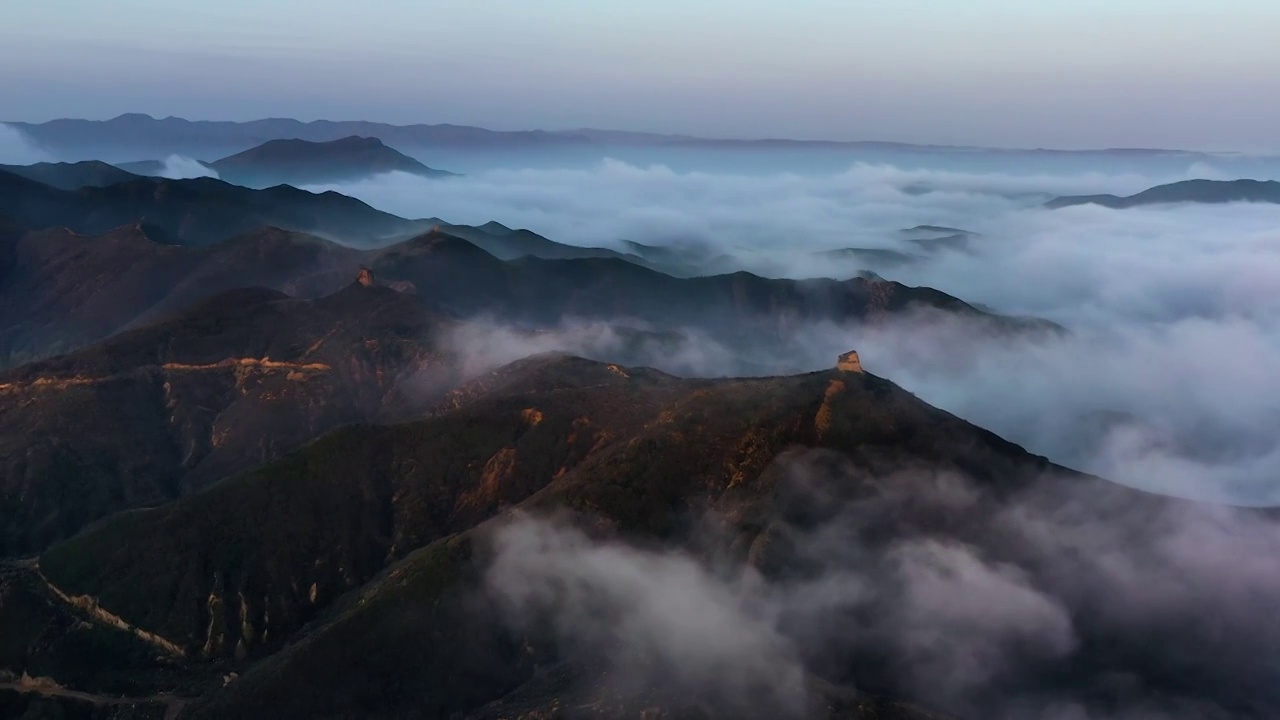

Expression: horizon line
xmin=4 ymin=112 xmax=1269 ymax=158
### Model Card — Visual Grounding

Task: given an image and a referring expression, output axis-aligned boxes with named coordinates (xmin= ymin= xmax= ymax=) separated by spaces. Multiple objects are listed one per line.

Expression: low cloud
xmin=439 ymin=318 xmax=771 ymax=380
xmin=487 ymin=516 xmax=808 ymax=718
xmin=0 ymin=124 xmax=50 ymax=165
xmin=440 ymin=305 xmax=1280 ymax=505
xmin=158 ymin=154 xmax=218 ymax=179
xmin=484 ymin=451 xmax=1280 ymax=718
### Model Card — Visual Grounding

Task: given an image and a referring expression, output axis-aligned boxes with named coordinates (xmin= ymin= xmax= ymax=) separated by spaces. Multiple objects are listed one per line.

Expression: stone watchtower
xmin=836 ymin=350 xmax=863 ymax=373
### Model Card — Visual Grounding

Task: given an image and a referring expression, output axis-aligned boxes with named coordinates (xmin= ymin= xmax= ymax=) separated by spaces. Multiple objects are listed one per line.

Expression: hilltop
xmin=1047 ymin=178 xmax=1280 ymax=208
xmin=0 ymin=160 xmax=138 ymax=190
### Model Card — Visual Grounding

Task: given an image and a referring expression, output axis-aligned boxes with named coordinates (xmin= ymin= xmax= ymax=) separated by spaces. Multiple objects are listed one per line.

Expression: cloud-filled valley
xmin=308 ymin=156 xmax=1280 ymax=505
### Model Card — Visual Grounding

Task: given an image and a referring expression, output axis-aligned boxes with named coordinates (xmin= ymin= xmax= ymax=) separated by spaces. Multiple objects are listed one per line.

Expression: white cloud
xmin=158 ymin=154 xmax=218 ymax=179
xmin=484 ymin=451 xmax=1280 ymax=718
xmin=0 ymin=124 xmax=50 ymax=165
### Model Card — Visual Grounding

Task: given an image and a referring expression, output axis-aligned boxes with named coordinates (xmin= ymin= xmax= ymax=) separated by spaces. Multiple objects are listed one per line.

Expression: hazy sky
xmin=2 ymin=0 xmax=1278 ymax=150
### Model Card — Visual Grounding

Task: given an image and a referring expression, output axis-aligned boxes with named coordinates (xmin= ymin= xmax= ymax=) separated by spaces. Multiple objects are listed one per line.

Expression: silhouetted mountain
xmin=367 ymin=229 xmax=1056 ymax=336
xmin=0 ymin=160 xmax=138 ymax=190
xmin=899 ymin=225 xmax=972 ymax=237
xmin=0 ymin=170 xmax=427 ymax=246
xmin=0 ymin=278 xmax=453 ymax=554
xmin=204 ymin=136 xmax=454 ymax=187
xmin=1046 ymin=179 xmax=1280 ymax=208
xmin=896 ymin=225 xmax=977 ymax=253
xmin=0 ymin=224 xmax=361 ymax=367
xmin=425 ymin=219 xmax=652 ymax=265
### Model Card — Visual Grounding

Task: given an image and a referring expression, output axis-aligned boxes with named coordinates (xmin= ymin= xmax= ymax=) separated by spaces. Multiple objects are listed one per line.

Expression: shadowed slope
xmin=0 ymin=161 xmax=139 ymax=190
xmin=0 ymin=170 xmax=427 ymax=247
xmin=0 ymin=224 xmax=361 ymax=367
xmin=0 ymin=279 xmax=451 ymax=554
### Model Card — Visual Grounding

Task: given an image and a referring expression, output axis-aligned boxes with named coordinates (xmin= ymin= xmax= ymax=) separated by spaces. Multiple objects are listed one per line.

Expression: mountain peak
xmin=207 ymin=135 xmax=454 ymax=187
xmin=331 ymin=135 xmax=385 ymax=147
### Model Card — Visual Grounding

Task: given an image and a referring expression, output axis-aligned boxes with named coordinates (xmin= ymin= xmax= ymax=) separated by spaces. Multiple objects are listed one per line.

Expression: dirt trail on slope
xmin=2 ymin=559 xmax=191 ymax=718
xmin=32 ymin=560 xmax=186 ymax=657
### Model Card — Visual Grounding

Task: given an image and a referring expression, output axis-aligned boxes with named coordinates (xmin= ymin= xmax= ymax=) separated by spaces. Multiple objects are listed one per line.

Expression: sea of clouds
xmin=310 ymin=157 xmax=1280 ymax=505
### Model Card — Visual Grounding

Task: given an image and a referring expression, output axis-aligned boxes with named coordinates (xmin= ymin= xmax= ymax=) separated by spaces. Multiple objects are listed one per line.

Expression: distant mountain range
xmin=1047 ymin=179 xmax=1280 ymax=209
xmin=4 ymin=113 xmax=1219 ymax=162
xmin=119 ymin=135 xmax=456 ymax=187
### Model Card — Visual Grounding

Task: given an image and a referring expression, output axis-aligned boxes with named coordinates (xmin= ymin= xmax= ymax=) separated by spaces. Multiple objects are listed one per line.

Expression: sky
xmin=2 ymin=0 xmax=1279 ymax=150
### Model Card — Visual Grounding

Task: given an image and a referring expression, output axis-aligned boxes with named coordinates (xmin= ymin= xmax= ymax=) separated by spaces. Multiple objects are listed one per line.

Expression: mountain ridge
xmin=1046 ymin=178 xmax=1280 ymax=208
xmin=5 ymin=114 xmax=1233 ymax=161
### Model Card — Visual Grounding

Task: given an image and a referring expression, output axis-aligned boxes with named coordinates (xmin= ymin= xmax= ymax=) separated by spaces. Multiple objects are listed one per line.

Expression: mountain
xmin=0 ymin=227 xmax=1056 ymax=548
xmin=29 ymin=354 xmax=1052 ymax=719
xmin=1046 ymin=179 xmax=1280 ymax=209
xmin=425 ymin=219 xmax=654 ymax=266
xmin=207 ymin=136 xmax=454 ymax=187
xmin=5 ymin=114 xmax=1216 ymax=164
xmin=0 ymin=277 xmax=454 ymax=554
xmin=16 ymin=353 xmax=1266 ymax=718
xmin=5 ymin=115 xmax=610 ymax=163
xmin=0 ymin=160 xmax=139 ymax=190
xmin=0 ymin=169 xmax=427 ymax=247
xmin=0 ymin=169 xmax=665 ymax=268
xmin=365 ymin=230 xmax=1056 ymax=336
xmin=0 ymin=219 xmax=1056 ymax=366
xmin=0 ymin=224 xmax=362 ymax=367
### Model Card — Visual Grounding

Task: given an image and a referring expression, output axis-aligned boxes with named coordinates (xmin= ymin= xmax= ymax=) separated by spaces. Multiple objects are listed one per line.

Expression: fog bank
xmin=485 ymin=451 xmax=1280 ymax=718
xmin=0 ymin=124 xmax=49 ymax=164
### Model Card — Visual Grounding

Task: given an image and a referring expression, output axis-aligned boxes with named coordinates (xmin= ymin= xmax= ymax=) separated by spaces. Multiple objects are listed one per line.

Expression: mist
xmin=0 ymin=123 xmax=49 ymax=164
xmin=484 ymin=450 xmax=1280 ymax=719
xmin=157 ymin=154 xmax=218 ymax=179
xmin=333 ymin=156 xmax=1280 ymax=506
